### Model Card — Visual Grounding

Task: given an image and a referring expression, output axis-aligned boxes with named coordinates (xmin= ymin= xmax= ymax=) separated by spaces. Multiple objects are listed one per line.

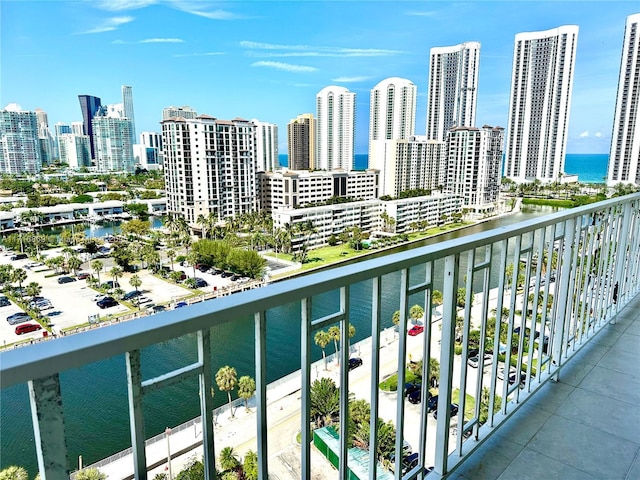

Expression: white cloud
xmin=97 ymin=0 xmax=157 ymax=11
xmin=240 ymin=41 xmax=406 ymax=57
xmin=405 ymin=11 xmax=438 ymax=16
xmin=594 ymin=132 xmax=603 ymax=138
xmin=80 ymin=16 xmax=134 ymax=34
xmin=140 ymin=38 xmax=185 ymax=43
xmin=579 ymin=131 xmax=590 ymax=138
xmin=331 ymin=76 xmax=373 ymax=83
xmin=251 ymin=61 xmax=318 ymax=73
xmin=172 ymin=52 xmax=226 ymax=58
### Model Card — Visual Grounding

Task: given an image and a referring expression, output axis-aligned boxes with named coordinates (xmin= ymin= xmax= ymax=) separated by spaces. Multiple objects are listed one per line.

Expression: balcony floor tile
xmin=449 ymin=295 xmax=640 ymax=480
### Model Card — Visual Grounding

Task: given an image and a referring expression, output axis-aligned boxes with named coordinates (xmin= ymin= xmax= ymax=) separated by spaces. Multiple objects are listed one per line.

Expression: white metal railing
xmin=1 ymin=193 xmax=639 ymax=480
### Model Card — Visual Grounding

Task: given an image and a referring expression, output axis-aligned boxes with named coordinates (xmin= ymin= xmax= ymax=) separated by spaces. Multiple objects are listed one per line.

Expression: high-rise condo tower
xmin=315 ymin=86 xmax=356 ymax=171
xmin=503 ymin=25 xmax=579 ymax=183
xmin=426 ymin=42 xmax=480 ymax=142
xmin=607 ymin=13 xmax=640 ymax=186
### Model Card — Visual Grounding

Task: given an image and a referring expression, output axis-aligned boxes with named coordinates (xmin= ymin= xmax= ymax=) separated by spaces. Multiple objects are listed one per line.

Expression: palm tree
xmin=25 ymin=281 xmax=42 ymax=299
xmin=129 ymin=274 xmax=142 ymax=292
xmin=166 ymin=249 xmax=176 ymax=271
xmin=328 ymin=325 xmax=340 ymax=358
xmin=215 ymin=365 xmax=238 ymax=418
xmin=314 ymin=330 xmax=331 ymax=370
xmin=10 ymin=268 xmax=27 ymax=295
xmin=237 ymin=375 xmax=256 ymax=412
xmin=67 ymin=255 xmax=82 ymax=275
xmin=409 ymin=304 xmax=425 ymax=325
xmin=91 ymin=260 xmax=104 ymax=284
xmin=242 ymin=450 xmax=258 ymax=480
xmin=218 ymin=446 xmax=240 ymax=472
xmin=0 ymin=466 xmax=28 ymax=480
xmin=109 ymin=266 xmax=123 ymax=288
xmin=73 ymin=469 xmax=106 ymax=480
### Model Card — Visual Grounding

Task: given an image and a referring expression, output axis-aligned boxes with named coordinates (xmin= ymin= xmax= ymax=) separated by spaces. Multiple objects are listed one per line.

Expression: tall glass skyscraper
xmin=122 ymin=85 xmax=136 ymax=141
xmin=607 ymin=13 xmax=640 ymax=186
xmin=503 ymin=26 xmax=579 ymax=183
xmin=78 ymin=94 xmax=101 ymax=159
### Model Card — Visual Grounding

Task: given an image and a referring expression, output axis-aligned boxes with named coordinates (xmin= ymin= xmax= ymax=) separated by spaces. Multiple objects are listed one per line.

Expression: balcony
xmin=1 ymin=193 xmax=639 ymax=480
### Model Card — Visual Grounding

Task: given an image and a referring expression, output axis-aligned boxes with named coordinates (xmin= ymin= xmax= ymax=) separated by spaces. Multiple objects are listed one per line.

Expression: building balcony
xmin=1 ymin=193 xmax=639 ymax=480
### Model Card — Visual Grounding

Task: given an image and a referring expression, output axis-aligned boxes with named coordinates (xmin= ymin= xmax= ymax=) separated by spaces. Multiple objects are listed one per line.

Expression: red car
xmin=408 ymin=325 xmax=424 ymax=336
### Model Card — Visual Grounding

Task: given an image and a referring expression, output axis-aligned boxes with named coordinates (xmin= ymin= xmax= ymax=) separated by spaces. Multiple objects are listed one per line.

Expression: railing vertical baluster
xmin=197 ymin=330 xmax=215 ymax=480
xmin=434 ymin=254 xmax=459 ymax=476
xmin=393 ymin=269 xmax=410 ymax=479
xmin=29 ymin=374 xmax=69 ymax=480
xmin=368 ymin=277 xmax=383 ymax=479
xmin=419 ymin=261 xmax=433 ymax=471
xmin=457 ymin=249 xmax=475 ymax=453
xmin=254 ymin=312 xmax=268 ymax=480
xmin=300 ymin=297 xmax=312 ymax=480
xmin=613 ymin=201 xmax=632 ymax=312
xmin=490 ymin=239 xmax=508 ymax=420
xmin=126 ymin=350 xmax=147 ymax=480
xmin=552 ymin=217 xmax=576 ymax=373
xmin=339 ymin=286 xmax=350 ymax=480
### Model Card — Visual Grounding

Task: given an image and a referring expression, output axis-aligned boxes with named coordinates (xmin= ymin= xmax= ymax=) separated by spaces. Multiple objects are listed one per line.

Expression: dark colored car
xmin=175 ymin=301 xmax=188 ymax=308
xmin=427 ymin=394 xmax=439 ymax=412
xmin=10 ymin=253 xmax=27 ymax=261
xmin=0 ymin=296 xmax=10 ymax=307
xmin=57 ymin=276 xmax=76 ymax=284
xmin=193 ymin=278 xmax=208 ymax=288
xmin=230 ymin=274 xmax=240 ymax=281
xmin=77 ymin=272 xmax=90 ymax=280
xmin=402 ymin=453 xmax=420 ymax=474
xmin=148 ymin=305 xmax=166 ymax=313
xmin=15 ymin=323 xmax=42 ymax=335
xmin=348 ymin=357 xmax=363 ymax=370
xmin=407 ymin=389 xmax=422 ymax=404
xmin=122 ymin=290 xmax=142 ymax=301
xmin=101 ymin=281 xmax=121 ymax=289
xmin=196 ymin=264 xmax=209 ymax=272
xmin=97 ymin=297 xmax=118 ymax=309
xmin=221 ymin=271 xmax=233 ymax=278
xmin=433 ymin=403 xmax=459 ymax=420
xmin=404 ymin=382 xmax=421 ymax=397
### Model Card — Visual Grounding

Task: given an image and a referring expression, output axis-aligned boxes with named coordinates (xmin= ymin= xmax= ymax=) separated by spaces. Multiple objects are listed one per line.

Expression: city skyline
xmin=2 ymin=1 xmax=638 ymax=155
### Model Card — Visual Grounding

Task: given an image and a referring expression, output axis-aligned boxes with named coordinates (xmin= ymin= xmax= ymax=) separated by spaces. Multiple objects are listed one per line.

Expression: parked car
xmin=193 ymin=278 xmax=208 ymax=288
xmin=230 ymin=274 xmax=241 ymax=281
xmin=15 ymin=323 xmax=42 ymax=335
xmin=402 ymin=453 xmax=420 ymax=474
xmin=46 ymin=310 xmax=63 ymax=317
xmin=348 ymin=357 xmax=363 ymax=370
xmin=57 ymin=276 xmax=76 ymax=284
xmin=221 ymin=271 xmax=233 ymax=278
xmin=97 ymin=297 xmax=118 ymax=309
xmin=498 ymin=366 xmax=517 ymax=380
xmin=7 ymin=312 xmax=30 ymax=325
xmin=122 ymin=290 xmax=142 ymax=301
xmin=407 ymin=389 xmax=422 ymax=404
xmin=433 ymin=403 xmax=459 ymax=420
xmin=9 ymin=253 xmax=27 ymax=261
xmin=148 ymin=305 xmax=166 ymax=313
xmin=467 ymin=354 xmax=493 ymax=368
xmin=408 ymin=325 xmax=424 ymax=336
xmin=427 ymin=394 xmax=439 ymax=413
xmin=101 ymin=281 xmax=121 ymax=290
xmin=175 ymin=301 xmax=188 ymax=308
xmin=0 ymin=296 xmax=10 ymax=307
xmin=136 ymin=296 xmax=152 ymax=304
xmin=403 ymin=382 xmax=421 ymax=397
xmin=77 ymin=272 xmax=90 ymax=280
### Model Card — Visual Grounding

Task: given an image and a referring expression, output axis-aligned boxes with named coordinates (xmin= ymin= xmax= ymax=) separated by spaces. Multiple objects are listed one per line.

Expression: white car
xmin=136 ymin=296 xmax=152 ymax=304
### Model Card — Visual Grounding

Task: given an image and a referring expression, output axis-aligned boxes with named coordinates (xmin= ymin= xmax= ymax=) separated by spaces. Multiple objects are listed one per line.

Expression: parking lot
xmin=0 ymin=249 xmax=247 ymax=346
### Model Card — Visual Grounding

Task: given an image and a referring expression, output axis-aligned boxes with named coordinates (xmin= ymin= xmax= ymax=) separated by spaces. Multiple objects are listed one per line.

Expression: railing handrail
xmin=2 ymin=192 xmax=638 ymax=389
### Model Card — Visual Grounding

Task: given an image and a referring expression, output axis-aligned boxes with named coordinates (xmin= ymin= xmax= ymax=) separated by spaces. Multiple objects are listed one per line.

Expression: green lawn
xmin=379 ymin=369 xmax=421 ymax=391
xmin=267 ymin=222 xmax=473 ymax=279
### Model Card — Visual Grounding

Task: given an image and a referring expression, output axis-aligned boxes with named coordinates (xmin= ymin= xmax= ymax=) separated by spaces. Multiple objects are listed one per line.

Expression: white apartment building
xmin=288 ymin=113 xmax=315 ymax=170
xmin=162 ymin=115 xmax=256 ymax=227
xmin=607 ymin=13 xmax=640 ymax=186
xmin=257 ymin=169 xmax=379 ymax=212
xmin=446 ymin=126 xmax=504 ymax=213
xmin=369 ymin=136 xmax=447 ymax=197
xmin=504 ymin=25 xmax=579 ymax=183
xmin=369 ymin=77 xmax=417 ymax=159
xmin=58 ymin=133 xmax=91 ymax=169
xmin=135 ymin=131 xmax=163 ymax=170
xmin=35 ymin=108 xmax=54 ymax=164
xmin=92 ymin=114 xmax=134 ymax=172
xmin=426 ymin=42 xmax=480 ymax=142
xmin=316 ymin=86 xmax=356 ymax=171
xmin=272 ymin=193 xmax=460 ymax=251
xmin=0 ymin=104 xmax=42 ymax=174
xmin=162 ymin=106 xmax=198 ymax=120
xmin=252 ymin=119 xmax=278 ymax=172
xmin=71 ymin=121 xmax=84 ymax=136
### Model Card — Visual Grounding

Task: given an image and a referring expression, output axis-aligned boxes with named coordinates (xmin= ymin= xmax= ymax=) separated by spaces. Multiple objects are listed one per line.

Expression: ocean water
xmin=278 ymin=153 xmax=609 ymax=184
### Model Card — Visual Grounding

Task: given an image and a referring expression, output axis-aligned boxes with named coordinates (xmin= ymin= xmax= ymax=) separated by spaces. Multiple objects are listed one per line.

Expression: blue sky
xmin=1 ymin=0 xmax=638 ymax=154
